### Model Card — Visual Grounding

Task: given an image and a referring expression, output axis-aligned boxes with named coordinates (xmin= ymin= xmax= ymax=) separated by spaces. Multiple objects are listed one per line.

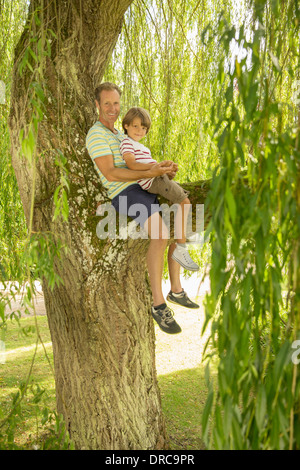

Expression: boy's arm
xmin=123 ymin=152 xmax=154 ymax=171
xmin=94 ymin=154 xmax=173 ymax=183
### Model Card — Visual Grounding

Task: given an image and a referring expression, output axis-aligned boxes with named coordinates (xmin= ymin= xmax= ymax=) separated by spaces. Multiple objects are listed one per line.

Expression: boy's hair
xmin=122 ymin=107 xmax=151 ymax=134
xmin=95 ymin=82 xmax=122 ymax=103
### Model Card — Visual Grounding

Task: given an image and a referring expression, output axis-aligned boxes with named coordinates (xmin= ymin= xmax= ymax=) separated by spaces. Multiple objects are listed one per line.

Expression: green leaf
xmin=53 ymin=186 xmax=60 ymax=205
xmin=223 ymin=395 xmax=233 ymax=437
xmin=232 ymin=413 xmax=244 ymax=450
xmin=202 ymin=389 xmax=214 ymax=439
xmin=225 ymin=185 xmax=236 ymax=224
xmin=28 ymin=47 xmax=38 ymax=63
xmin=273 ymin=341 xmax=291 ymax=384
xmin=255 ymin=385 xmax=267 ymax=431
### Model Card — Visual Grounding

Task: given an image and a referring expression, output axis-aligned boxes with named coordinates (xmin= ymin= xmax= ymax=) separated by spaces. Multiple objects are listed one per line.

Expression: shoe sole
xmin=153 ymin=321 xmax=182 ymax=334
xmin=157 ymin=326 xmax=182 ymax=334
xmin=171 ymin=253 xmax=199 ymax=271
xmin=167 ymin=296 xmax=199 ymax=309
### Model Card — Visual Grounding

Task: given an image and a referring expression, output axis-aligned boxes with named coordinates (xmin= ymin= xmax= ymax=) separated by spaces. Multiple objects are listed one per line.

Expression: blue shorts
xmin=111 ymin=184 xmax=161 ymax=227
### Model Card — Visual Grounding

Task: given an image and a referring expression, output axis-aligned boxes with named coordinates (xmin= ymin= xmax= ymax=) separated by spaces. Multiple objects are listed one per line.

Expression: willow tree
xmin=201 ymin=0 xmax=300 ymax=450
xmin=9 ymin=0 xmax=171 ymax=450
xmin=104 ymin=0 xmax=225 ymax=183
xmin=0 ymin=0 xmax=28 ymax=281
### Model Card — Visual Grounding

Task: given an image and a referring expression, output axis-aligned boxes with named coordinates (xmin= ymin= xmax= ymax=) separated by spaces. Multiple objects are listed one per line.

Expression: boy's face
xmin=96 ymin=89 xmax=121 ymax=128
xmin=124 ymin=117 xmax=148 ymax=142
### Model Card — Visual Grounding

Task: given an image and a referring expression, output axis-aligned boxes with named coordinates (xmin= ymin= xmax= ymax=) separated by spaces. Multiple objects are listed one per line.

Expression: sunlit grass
xmin=0 ymin=313 xmax=213 ymax=449
xmin=158 ymin=368 xmax=208 ymax=450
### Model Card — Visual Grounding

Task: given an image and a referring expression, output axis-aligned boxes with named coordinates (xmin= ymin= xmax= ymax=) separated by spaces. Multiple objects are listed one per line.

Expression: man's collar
xmin=96 ymin=120 xmax=119 ymax=134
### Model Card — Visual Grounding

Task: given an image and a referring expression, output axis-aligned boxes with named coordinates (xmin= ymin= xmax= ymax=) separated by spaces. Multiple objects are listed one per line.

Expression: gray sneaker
xmin=167 ymin=289 xmax=199 ymax=309
xmin=171 ymin=244 xmax=199 ymax=271
xmin=151 ymin=305 xmax=182 ymax=334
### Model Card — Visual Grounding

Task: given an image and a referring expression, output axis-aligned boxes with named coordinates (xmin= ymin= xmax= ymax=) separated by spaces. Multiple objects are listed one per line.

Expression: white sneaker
xmin=171 ymin=244 xmax=199 ymax=271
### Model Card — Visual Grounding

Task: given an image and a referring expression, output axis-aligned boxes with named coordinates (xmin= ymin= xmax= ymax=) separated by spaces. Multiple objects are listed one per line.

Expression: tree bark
xmin=8 ymin=0 xmax=210 ymax=449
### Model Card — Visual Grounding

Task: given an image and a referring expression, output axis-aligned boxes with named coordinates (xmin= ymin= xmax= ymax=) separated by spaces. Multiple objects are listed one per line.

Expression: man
xmin=86 ymin=82 xmax=199 ymax=334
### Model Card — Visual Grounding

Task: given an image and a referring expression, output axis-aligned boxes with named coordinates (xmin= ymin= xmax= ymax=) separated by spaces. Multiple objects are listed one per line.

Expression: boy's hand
xmin=147 ymin=162 xmax=173 ymax=177
xmin=158 ymin=160 xmax=178 ymax=178
xmin=159 ymin=160 xmax=174 ymax=167
xmin=167 ymin=162 xmax=178 ymax=179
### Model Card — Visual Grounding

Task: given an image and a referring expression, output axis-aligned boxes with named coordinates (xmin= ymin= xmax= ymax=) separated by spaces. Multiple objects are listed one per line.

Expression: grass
xmin=158 ymin=368 xmax=207 ymax=449
xmin=0 ymin=314 xmax=212 ymax=450
xmin=0 ymin=316 xmax=56 ymax=448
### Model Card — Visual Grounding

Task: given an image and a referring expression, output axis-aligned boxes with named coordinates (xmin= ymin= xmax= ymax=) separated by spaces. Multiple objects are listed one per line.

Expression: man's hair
xmin=95 ymin=82 xmax=122 ymax=103
xmin=122 ymin=107 xmax=152 ymax=134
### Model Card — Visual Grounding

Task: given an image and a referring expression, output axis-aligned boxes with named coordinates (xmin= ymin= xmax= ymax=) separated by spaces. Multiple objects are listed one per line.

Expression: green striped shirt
xmin=86 ymin=121 xmax=137 ymax=199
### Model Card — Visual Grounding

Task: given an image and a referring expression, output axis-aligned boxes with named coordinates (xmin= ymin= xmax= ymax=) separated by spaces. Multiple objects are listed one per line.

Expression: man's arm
xmin=94 ymin=154 xmax=173 ymax=182
xmin=123 ymin=152 xmax=154 ymax=171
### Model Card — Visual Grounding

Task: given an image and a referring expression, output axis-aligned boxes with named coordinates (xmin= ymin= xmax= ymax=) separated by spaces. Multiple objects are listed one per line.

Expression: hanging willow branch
xmin=123 ymin=20 xmax=163 ymax=114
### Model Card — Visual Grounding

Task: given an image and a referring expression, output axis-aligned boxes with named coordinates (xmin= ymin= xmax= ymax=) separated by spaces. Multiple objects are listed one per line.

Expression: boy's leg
xmin=143 ymin=213 xmax=197 ymax=302
xmin=148 ymin=179 xmax=199 ymax=272
xmin=174 ymin=197 xmax=191 ymax=243
xmin=171 ymin=197 xmax=199 ymax=272
xmin=167 ymin=243 xmax=183 ymax=293
xmin=167 ymin=242 xmax=200 ymax=309
xmin=147 ymin=177 xmax=190 ymax=243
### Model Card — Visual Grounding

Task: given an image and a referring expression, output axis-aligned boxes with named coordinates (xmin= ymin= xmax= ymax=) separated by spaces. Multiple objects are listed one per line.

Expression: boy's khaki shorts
xmin=147 ymin=175 xmax=189 ymax=204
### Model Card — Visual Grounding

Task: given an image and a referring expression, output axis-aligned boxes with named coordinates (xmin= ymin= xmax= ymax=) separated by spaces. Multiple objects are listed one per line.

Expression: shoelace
xmin=161 ymin=307 xmax=175 ymax=323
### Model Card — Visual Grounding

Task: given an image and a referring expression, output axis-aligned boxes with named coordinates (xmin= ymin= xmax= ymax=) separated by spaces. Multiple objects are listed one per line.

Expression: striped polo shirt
xmin=86 ymin=121 xmax=137 ymax=199
xmin=120 ymin=136 xmax=156 ymax=190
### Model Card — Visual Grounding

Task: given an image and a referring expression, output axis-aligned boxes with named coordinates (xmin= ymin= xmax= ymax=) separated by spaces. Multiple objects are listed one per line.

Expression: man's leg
xmin=143 ymin=211 xmax=182 ymax=334
xmin=146 ymin=238 xmax=167 ymax=306
xmin=144 ymin=211 xmax=168 ymax=306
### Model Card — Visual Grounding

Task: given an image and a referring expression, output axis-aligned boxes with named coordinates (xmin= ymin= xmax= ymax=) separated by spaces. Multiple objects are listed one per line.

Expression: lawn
xmin=0 ymin=312 xmax=212 ymax=449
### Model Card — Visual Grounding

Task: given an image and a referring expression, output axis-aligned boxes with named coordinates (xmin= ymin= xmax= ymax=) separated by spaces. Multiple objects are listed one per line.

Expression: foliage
xmin=104 ymin=0 xmax=227 ymax=183
xmin=202 ymin=0 xmax=300 ymax=450
xmin=0 ymin=1 xmax=70 ymax=449
xmin=0 ymin=0 xmax=28 ymax=282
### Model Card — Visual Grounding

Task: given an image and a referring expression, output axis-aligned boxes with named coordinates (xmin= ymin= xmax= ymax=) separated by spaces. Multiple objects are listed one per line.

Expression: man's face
xmin=96 ymin=89 xmax=121 ymax=128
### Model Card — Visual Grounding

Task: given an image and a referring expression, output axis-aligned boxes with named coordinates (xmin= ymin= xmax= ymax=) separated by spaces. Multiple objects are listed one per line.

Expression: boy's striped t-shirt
xmin=86 ymin=121 xmax=137 ymax=199
xmin=120 ymin=136 xmax=156 ymax=190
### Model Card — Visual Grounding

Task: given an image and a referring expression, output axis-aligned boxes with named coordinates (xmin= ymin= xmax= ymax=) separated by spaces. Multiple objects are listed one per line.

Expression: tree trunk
xmin=8 ymin=0 xmax=211 ymax=450
xmin=42 ymin=236 xmax=167 ymax=449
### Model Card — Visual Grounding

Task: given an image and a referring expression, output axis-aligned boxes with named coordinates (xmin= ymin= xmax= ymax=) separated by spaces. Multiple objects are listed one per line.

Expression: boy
xmin=120 ymin=106 xmax=199 ymax=272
